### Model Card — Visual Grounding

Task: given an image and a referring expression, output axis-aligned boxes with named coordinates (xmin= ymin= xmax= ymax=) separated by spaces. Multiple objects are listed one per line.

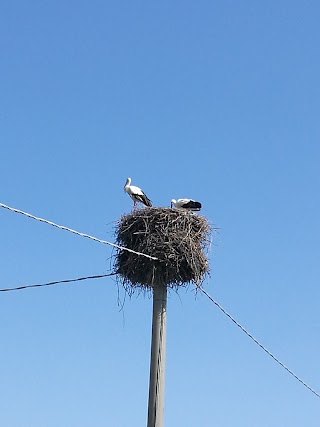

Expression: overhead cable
xmin=199 ymin=286 xmax=320 ymax=399
xmin=0 ymin=202 xmax=157 ymax=260
xmin=0 ymin=273 xmax=115 ymax=292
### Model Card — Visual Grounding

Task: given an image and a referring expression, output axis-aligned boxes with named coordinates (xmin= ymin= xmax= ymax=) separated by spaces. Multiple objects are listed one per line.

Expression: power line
xmin=199 ymin=286 xmax=320 ymax=399
xmin=2 ymin=270 xmax=318 ymax=400
xmin=0 ymin=201 xmax=158 ymax=260
xmin=0 ymin=273 xmax=116 ymax=292
xmin=2 ymin=200 xmax=317 ymax=399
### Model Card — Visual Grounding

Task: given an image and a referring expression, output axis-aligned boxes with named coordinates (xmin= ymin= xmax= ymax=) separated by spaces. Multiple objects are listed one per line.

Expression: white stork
xmin=171 ymin=198 xmax=202 ymax=211
xmin=124 ymin=177 xmax=152 ymax=208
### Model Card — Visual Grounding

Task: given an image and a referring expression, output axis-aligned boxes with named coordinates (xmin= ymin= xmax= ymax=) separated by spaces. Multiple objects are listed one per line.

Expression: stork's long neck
xmin=124 ymin=178 xmax=131 ymax=190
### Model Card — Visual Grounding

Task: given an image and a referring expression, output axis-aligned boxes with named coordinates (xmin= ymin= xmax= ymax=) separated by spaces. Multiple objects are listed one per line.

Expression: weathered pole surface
xmin=147 ymin=282 xmax=167 ymax=427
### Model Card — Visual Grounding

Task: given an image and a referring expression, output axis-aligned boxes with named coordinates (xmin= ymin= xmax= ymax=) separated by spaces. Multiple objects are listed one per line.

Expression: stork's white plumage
xmin=171 ymin=198 xmax=202 ymax=211
xmin=124 ymin=177 xmax=152 ymax=208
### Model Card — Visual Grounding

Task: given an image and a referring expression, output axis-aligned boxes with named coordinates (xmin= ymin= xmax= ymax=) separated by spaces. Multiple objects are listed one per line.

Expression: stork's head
xmin=171 ymin=199 xmax=176 ymax=208
xmin=124 ymin=177 xmax=131 ymax=191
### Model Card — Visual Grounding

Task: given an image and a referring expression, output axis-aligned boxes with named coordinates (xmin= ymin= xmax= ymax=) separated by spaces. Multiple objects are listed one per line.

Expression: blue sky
xmin=1 ymin=1 xmax=320 ymax=425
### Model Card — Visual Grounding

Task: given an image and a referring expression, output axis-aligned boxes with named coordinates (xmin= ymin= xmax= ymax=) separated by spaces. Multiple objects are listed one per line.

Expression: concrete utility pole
xmin=147 ymin=282 xmax=167 ymax=427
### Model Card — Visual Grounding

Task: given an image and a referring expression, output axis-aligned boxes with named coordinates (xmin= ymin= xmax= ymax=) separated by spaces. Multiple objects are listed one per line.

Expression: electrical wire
xmin=0 ymin=273 xmax=115 ymax=292
xmin=199 ymin=286 xmax=320 ymax=399
xmin=0 ymin=201 xmax=157 ymax=260
xmin=1 ymin=199 xmax=318 ymax=398
xmin=1 ymin=269 xmax=319 ymax=399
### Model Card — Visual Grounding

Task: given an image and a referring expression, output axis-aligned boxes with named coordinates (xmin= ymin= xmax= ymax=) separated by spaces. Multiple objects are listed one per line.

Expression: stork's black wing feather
xmin=183 ymin=200 xmax=201 ymax=210
xmin=136 ymin=193 xmax=152 ymax=207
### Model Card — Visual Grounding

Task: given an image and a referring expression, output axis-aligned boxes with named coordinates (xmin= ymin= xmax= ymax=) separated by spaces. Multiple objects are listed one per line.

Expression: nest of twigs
xmin=114 ymin=207 xmax=210 ymax=291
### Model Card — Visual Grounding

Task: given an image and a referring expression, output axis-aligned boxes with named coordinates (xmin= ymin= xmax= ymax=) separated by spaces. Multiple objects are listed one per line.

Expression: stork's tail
xmin=141 ymin=195 xmax=152 ymax=207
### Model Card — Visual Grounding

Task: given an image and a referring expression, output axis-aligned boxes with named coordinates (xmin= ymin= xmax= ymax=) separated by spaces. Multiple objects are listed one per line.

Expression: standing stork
xmin=124 ymin=177 xmax=152 ymax=208
xmin=171 ymin=198 xmax=202 ymax=211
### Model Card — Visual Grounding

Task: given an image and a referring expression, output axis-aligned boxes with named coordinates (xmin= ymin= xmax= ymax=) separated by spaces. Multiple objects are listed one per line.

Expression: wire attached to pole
xmin=0 ymin=201 xmax=158 ymax=260
xmin=199 ymin=286 xmax=320 ymax=399
xmin=0 ymin=273 xmax=116 ymax=292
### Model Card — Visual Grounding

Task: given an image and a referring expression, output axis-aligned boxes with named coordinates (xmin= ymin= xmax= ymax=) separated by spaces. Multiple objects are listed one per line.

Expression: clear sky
xmin=1 ymin=1 xmax=320 ymax=426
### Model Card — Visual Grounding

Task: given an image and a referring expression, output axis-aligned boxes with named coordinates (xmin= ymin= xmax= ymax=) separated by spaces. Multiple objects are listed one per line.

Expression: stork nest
xmin=114 ymin=207 xmax=211 ymax=291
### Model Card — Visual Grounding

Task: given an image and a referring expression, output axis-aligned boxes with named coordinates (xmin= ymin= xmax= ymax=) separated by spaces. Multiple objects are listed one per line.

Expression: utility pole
xmin=116 ymin=207 xmax=210 ymax=426
xmin=147 ymin=282 xmax=167 ymax=427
